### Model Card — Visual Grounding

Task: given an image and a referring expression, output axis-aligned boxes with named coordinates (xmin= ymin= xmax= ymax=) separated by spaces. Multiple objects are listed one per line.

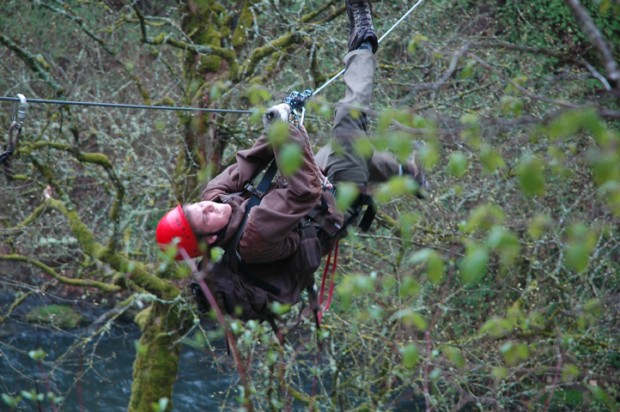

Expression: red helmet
xmin=156 ymin=205 xmax=202 ymax=260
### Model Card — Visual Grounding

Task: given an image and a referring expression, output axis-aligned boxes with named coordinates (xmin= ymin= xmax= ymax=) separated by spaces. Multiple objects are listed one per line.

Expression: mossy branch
xmin=132 ymin=3 xmax=238 ymax=74
xmin=21 ymin=140 xmax=125 ymax=247
xmin=0 ymin=288 xmax=36 ymax=324
xmin=244 ymin=2 xmax=342 ymax=82
xmin=45 ymin=198 xmax=179 ymax=300
xmin=11 ymin=202 xmax=49 ymax=231
xmin=39 ymin=1 xmax=115 ymax=55
xmin=0 ymin=254 xmax=120 ymax=292
xmin=0 ymin=32 xmax=65 ymax=96
xmin=241 ymin=32 xmax=299 ymax=79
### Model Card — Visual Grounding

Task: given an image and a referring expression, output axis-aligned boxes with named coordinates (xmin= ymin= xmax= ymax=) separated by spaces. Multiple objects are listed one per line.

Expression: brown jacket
xmin=201 ymin=124 xmax=343 ymax=306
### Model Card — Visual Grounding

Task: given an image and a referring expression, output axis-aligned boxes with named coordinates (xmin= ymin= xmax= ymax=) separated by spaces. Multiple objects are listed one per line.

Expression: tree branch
xmin=0 ymin=254 xmax=121 ymax=292
xmin=0 ymin=32 xmax=65 ymax=96
xmin=565 ymin=0 xmax=620 ymax=91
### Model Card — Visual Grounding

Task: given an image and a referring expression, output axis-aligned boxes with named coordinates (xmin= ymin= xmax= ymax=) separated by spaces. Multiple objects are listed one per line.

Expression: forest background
xmin=0 ymin=0 xmax=619 ymax=411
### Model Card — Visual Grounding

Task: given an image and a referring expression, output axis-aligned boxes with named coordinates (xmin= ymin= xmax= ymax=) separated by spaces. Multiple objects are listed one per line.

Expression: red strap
xmin=317 ymin=239 xmax=339 ymax=324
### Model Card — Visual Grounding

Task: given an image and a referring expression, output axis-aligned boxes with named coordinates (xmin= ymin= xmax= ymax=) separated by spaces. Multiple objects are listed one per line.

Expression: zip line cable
xmin=312 ymin=0 xmax=426 ymax=97
xmin=0 ymin=96 xmax=253 ymax=114
xmin=1 ymin=1 xmax=425 ymax=113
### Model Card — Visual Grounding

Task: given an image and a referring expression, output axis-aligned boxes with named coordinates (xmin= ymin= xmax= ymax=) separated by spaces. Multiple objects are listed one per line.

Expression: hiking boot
xmin=346 ymin=0 xmax=378 ymax=53
xmin=404 ymin=144 xmax=430 ymax=199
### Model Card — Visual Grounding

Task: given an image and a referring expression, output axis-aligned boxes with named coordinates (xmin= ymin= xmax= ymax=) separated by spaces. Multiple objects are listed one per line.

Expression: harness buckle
xmin=244 ymin=182 xmax=266 ymax=198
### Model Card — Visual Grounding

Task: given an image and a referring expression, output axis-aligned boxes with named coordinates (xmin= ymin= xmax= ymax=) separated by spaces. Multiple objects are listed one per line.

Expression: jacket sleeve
xmin=201 ymin=134 xmax=274 ymax=201
xmin=239 ymin=125 xmax=323 ymax=263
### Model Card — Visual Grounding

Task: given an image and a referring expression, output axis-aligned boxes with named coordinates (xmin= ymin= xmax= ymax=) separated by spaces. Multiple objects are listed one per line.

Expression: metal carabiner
xmin=8 ymin=94 xmax=28 ymax=146
xmin=284 ymin=89 xmax=313 ymax=127
xmin=1 ymin=94 xmax=28 ymax=165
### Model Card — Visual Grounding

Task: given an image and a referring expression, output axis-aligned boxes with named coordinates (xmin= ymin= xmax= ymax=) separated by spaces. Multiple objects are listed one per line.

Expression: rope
xmin=312 ymin=0 xmax=426 ymax=97
xmin=0 ymin=96 xmax=253 ymax=114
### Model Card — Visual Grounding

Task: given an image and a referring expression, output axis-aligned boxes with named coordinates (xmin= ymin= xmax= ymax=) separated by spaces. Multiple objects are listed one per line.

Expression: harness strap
xmin=316 ymin=238 xmax=340 ymax=325
xmin=357 ymin=194 xmax=376 ymax=232
xmin=223 ymin=159 xmax=278 ymax=272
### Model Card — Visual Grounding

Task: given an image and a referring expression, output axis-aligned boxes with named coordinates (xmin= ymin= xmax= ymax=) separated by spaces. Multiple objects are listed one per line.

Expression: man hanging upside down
xmin=155 ymin=0 xmax=428 ymax=323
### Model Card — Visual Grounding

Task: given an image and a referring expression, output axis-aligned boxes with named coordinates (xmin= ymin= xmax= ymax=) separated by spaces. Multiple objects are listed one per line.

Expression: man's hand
xmin=263 ymin=103 xmax=291 ymax=131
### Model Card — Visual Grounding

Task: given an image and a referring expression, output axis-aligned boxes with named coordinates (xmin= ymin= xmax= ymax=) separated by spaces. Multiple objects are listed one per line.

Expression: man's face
xmin=183 ymin=201 xmax=232 ymax=245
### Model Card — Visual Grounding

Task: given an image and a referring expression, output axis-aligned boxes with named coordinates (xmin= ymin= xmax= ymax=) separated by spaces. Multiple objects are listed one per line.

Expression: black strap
xmin=357 ymin=194 xmax=376 ymax=232
xmin=224 ymin=159 xmax=278 ymax=271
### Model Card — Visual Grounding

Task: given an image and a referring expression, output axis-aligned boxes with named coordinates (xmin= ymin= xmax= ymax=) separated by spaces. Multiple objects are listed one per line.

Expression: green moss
xmin=129 ymin=302 xmax=189 ymax=412
xmin=134 ymin=306 xmax=152 ymax=331
xmin=25 ymin=304 xmax=85 ymax=329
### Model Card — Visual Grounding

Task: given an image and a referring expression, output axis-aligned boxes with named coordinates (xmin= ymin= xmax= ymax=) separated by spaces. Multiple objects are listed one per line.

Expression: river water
xmin=1 ymin=295 xmax=423 ymax=411
xmin=0 ymin=319 xmax=234 ymax=411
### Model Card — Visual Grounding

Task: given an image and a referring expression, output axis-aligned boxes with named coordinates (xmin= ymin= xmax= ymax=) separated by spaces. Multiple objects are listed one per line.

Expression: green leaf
xmin=335 ymin=182 xmax=359 ymax=212
xmin=407 ymin=33 xmax=429 ymax=54
xmin=486 ymin=226 xmax=521 ymax=268
xmin=480 ymin=316 xmax=512 ymax=338
xmin=409 ymin=248 xmax=445 ymax=284
xmin=588 ymin=149 xmax=620 ymax=186
xmin=418 ymin=140 xmax=439 ymax=169
xmin=492 ymin=366 xmax=508 ymax=380
xmin=391 ymin=308 xmax=427 ymax=331
xmin=2 ymin=393 xmax=20 ymax=407
xmin=583 ymin=298 xmax=603 ymax=317
xmin=517 ymin=154 xmax=545 ymax=198
xmin=460 ymin=113 xmax=481 ymax=147
xmin=270 ymin=301 xmax=291 ymax=316
xmin=500 ymin=95 xmax=523 ymax=117
xmin=278 ymin=143 xmax=303 ymax=177
xmin=353 ymin=136 xmax=374 ymax=160
xmin=528 ymin=214 xmax=551 ymax=240
xmin=459 ymin=59 xmax=476 ymax=79
xmin=134 ymin=340 xmax=147 ymax=356
xmin=588 ymin=385 xmax=618 ymax=410
xmin=399 ymin=212 xmax=421 ymax=243
xmin=246 ymin=85 xmax=272 ymax=105
xmin=480 ymin=144 xmax=506 ymax=173
xmin=499 ymin=341 xmax=529 ymax=366
xmin=266 ymin=121 xmax=290 ymax=146
xmin=446 ymin=151 xmax=468 ymax=178
xmin=464 ymin=204 xmax=505 ymax=234
xmin=442 ymin=346 xmax=466 ymax=368
xmin=398 ymin=275 xmax=420 ymax=297
xmin=152 ymin=397 xmax=169 ymax=412
xmin=459 ymin=246 xmax=489 ymax=285
xmin=561 ymin=364 xmax=580 ymax=382
xmin=564 ymin=223 xmax=597 ymax=273
xmin=375 ymin=176 xmax=419 ymax=203
xmin=401 ymin=343 xmax=419 ymax=368
xmin=28 ymin=349 xmax=47 ymax=361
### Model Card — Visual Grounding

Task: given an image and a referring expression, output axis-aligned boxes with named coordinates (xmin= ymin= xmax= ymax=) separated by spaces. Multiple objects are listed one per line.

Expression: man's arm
xmin=240 ymin=123 xmax=324 ymax=263
xmin=201 ymin=134 xmax=274 ymax=201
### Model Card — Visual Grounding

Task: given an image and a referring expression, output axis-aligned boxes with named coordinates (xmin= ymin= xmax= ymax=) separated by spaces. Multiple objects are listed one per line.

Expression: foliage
xmin=463 ymin=0 xmax=620 ymax=53
xmin=1 ymin=0 xmax=619 ymax=411
xmin=24 ymin=304 xmax=85 ymax=329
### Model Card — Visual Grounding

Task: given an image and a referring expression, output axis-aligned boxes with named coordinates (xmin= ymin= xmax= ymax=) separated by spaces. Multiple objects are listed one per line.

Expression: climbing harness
xmin=1 ymin=94 xmax=28 ymax=165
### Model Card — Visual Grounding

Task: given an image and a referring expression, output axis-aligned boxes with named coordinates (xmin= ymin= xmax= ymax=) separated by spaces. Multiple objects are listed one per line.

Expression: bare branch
xmin=565 ymin=0 xmax=620 ymax=91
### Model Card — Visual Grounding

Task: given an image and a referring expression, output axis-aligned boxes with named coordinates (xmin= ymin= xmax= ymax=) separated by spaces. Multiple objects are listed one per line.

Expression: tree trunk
xmin=128 ymin=303 xmax=187 ymax=411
